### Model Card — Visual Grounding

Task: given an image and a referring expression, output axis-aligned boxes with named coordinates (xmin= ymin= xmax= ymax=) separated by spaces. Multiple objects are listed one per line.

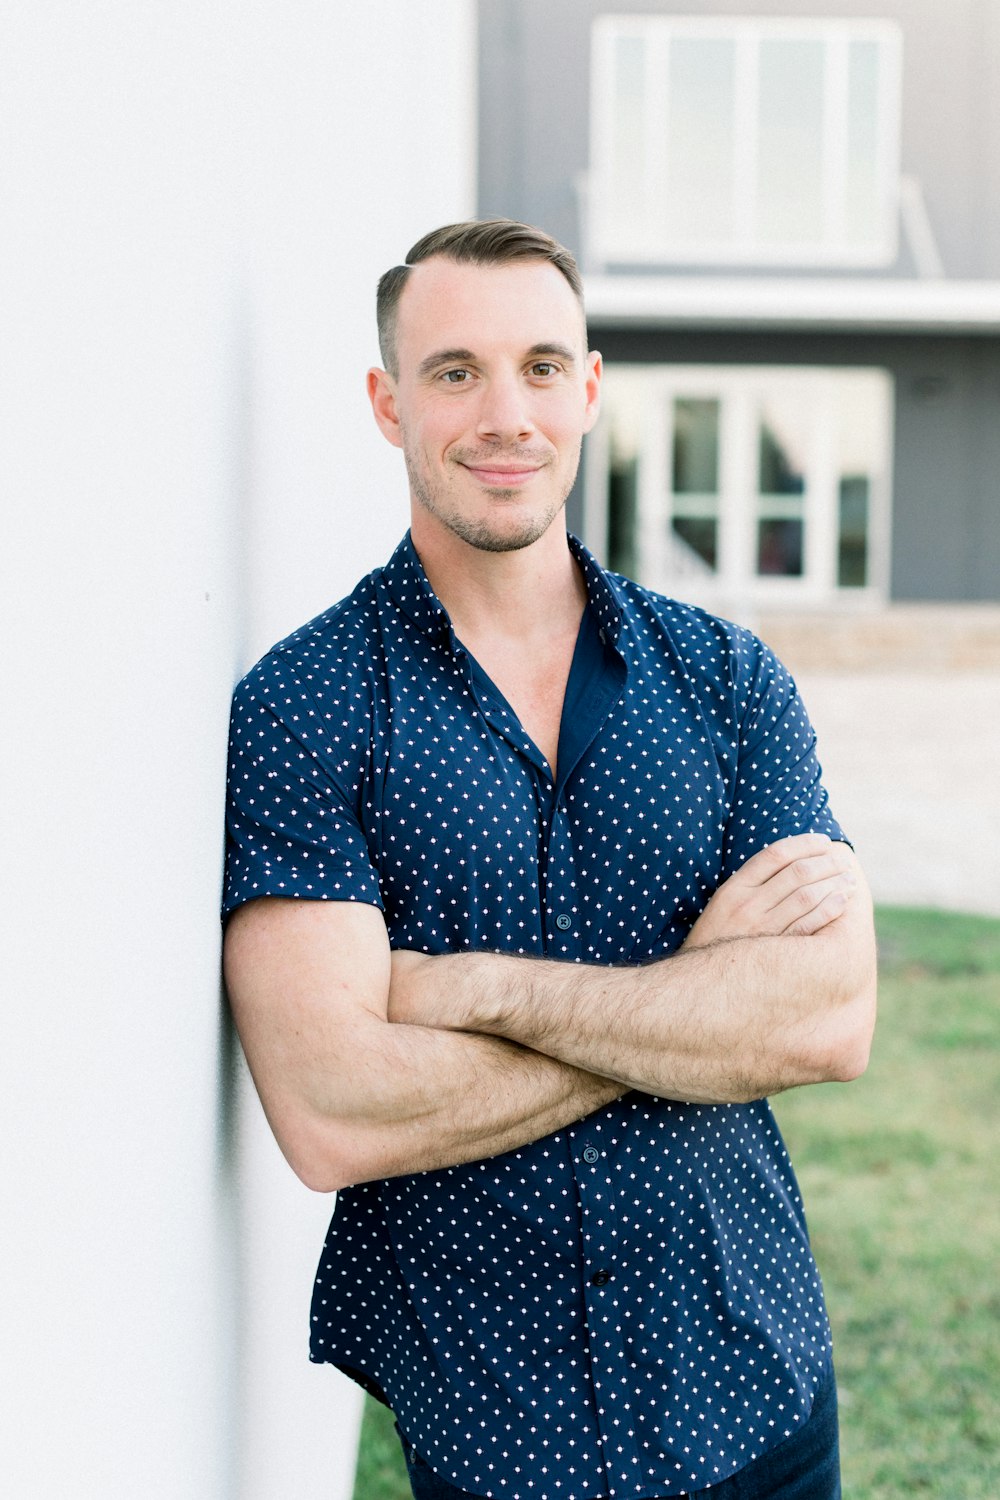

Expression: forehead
xmin=394 ymin=256 xmax=586 ymax=368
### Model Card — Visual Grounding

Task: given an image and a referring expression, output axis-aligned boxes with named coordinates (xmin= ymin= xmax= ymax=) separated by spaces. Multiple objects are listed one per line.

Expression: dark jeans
xmin=397 ymin=1364 xmax=840 ymax=1500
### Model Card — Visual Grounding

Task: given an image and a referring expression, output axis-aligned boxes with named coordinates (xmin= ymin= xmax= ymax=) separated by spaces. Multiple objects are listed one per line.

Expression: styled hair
xmin=376 ymin=218 xmax=585 ymax=376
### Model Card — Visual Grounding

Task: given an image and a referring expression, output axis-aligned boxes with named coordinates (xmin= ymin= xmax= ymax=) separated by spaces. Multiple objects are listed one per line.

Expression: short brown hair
xmin=376 ymin=218 xmax=585 ymax=376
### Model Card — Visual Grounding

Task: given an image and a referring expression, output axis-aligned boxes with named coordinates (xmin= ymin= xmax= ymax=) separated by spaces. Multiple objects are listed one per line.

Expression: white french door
xmin=587 ymin=365 xmax=893 ymax=609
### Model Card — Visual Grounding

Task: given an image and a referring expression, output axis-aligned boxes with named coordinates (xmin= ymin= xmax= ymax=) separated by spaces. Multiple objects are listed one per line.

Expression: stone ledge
xmin=756 ymin=605 xmax=1000 ymax=675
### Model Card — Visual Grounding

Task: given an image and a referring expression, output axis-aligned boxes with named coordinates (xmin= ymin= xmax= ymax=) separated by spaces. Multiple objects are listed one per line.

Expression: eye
xmin=441 ymin=368 xmax=471 ymax=385
xmin=530 ymin=361 xmax=560 ymax=378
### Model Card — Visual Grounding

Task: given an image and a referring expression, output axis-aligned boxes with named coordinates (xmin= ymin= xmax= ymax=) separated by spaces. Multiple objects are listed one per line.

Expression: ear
xmin=582 ymin=349 xmax=603 ymax=434
xmin=367 ymin=367 xmax=404 ymax=450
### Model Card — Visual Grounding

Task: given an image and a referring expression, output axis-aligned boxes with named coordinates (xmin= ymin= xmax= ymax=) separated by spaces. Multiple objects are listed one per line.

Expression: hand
xmin=684 ymin=834 xmax=857 ymax=949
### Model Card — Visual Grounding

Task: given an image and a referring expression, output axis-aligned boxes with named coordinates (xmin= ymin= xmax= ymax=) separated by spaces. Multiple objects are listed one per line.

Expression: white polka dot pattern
xmin=223 ymin=533 xmax=844 ymax=1499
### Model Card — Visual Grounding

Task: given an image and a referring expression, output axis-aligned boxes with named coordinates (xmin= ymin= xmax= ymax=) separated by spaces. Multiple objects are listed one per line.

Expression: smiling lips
xmin=460 ymin=460 xmax=545 ymax=487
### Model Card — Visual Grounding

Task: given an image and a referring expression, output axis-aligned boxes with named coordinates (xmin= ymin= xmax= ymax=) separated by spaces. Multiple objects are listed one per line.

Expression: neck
xmin=412 ymin=517 xmax=587 ymax=644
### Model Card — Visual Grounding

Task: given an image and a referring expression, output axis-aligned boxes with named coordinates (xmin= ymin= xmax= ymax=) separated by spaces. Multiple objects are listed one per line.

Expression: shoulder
xmin=609 ymin=571 xmax=784 ymax=701
xmin=227 ymin=569 xmax=398 ymax=787
xmin=233 ymin=568 xmax=387 ymax=711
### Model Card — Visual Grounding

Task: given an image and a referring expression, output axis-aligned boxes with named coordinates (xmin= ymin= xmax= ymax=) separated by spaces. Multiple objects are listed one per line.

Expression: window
xmin=586 ymin=366 xmax=893 ymax=607
xmin=590 ymin=16 xmax=902 ymax=267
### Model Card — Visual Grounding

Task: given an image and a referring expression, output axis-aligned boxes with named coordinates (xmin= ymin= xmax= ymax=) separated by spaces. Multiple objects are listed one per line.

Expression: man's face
xmin=369 ymin=256 xmax=602 ymax=555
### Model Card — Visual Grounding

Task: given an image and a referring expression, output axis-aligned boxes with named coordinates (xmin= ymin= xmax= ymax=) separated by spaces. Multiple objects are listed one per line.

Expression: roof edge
xmin=583 ymin=276 xmax=1000 ymax=333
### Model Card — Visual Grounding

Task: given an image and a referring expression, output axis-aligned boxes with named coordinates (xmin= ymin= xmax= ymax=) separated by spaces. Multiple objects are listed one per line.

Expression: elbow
xmin=265 ymin=1087 xmax=408 ymax=1192
xmin=818 ymin=979 xmax=877 ymax=1084
xmin=825 ymin=1030 xmax=872 ymax=1084
xmin=277 ymin=1113 xmax=367 ymax=1195
xmin=290 ymin=1155 xmax=351 ymax=1195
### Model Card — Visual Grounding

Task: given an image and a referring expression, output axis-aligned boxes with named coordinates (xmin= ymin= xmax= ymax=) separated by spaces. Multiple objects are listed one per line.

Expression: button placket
xmin=542 ymin=796 xmax=579 ymax=954
xmin=577 ymin=1146 xmax=626 ymax=1490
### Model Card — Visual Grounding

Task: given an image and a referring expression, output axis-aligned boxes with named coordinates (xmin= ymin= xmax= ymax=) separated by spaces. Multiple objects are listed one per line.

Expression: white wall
xmin=0 ymin=4 xmax=476 ymax=1496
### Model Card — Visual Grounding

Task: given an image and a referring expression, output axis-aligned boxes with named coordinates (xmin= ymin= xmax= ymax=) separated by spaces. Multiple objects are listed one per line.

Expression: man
xmin=223 ymin=219 xmax=876 ymax=1500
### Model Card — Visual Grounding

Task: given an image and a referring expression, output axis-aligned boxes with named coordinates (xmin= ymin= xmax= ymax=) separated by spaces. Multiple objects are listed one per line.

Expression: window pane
xmin=846 ymin=40 xmax=882 ymax=248
xmin=664 ymin=39 xmax=736 ymax=243
xmin=607 ymin=451 xmax=639 ymax=579
xmin=758 ymin=396 xmax=807 ymax=496
xmin=609 ymin=36 xmax=646 ymax=226
xmin=672 ymin=516 xmax=718 ymax=570
xmin=672 ymin=398 xmax=720 ymax=493
xmin=838 ymin=476 xmax=869 ymax=586
xmin=757 ymin=518 xmax=804 ymax=576
xmin=833 ymin=371 xmax=884 ymax=589
xmin=757 ymin=39 xmax=825 ymax=245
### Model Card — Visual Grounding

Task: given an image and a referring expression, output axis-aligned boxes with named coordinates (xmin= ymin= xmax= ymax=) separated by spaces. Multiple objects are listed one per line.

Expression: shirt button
xmin=590 ymin=1269 xmax=611 ymax=1287
xmin=582 ymin=1145 xmax=600 ymax=1164
xmin=555 ymin=913 xmax=572 ymax=931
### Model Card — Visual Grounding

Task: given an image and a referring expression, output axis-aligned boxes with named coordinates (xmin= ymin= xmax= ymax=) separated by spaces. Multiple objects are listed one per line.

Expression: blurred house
xmin=479 ymin=0 xmax=1000 ymax=631
xmin=477 ymin=0 xmax=1000 ymax=913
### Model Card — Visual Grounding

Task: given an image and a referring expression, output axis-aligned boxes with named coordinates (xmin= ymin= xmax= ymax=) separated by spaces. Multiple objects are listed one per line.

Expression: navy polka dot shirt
xmin=223 ymin=533 xmax=845 ymax=1499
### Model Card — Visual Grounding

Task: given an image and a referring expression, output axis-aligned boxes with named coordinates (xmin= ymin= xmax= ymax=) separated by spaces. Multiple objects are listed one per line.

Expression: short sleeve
xmin=722 ymin=634 xmax=846 ymax=877
xmin=221 ymin=654 xmax=383 ymax=921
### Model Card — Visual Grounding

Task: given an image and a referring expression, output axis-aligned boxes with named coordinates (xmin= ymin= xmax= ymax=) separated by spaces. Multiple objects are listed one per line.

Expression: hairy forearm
xmin=262 ymin=1014 xmax=623 ymax=1191
xmin=389 ymin=919 xmax=876 ymax=1105
xmin=224 ymin=898 xmax=623 ymax=1195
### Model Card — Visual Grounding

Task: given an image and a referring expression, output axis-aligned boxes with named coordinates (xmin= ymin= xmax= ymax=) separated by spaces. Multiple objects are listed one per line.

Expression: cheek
xmin=548 ymin=412 xmax=588 ymax=454
xmin=544 ymin=392 xmax=590 ymax=439
xmin=420 ymin=407 xmax=467 ymax=450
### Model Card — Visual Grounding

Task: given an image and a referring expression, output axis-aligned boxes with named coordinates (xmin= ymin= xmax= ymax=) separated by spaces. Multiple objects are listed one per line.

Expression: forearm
xmin=390 ymin=919 xmax=876 ymax=1105
xmin=292 ymin=1019 xmax=624 ymax=1189
xmin=225 ymin=897 xmax=622 ymax=1196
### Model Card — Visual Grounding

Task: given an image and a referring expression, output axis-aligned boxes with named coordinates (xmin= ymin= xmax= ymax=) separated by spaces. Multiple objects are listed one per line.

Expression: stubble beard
xmin=403 ymin=444 xmax=578 ymax=555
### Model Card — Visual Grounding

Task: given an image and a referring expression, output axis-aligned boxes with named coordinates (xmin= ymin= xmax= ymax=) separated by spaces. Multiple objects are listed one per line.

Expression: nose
xmin=475 ymin=371 xmax=535 ymax=444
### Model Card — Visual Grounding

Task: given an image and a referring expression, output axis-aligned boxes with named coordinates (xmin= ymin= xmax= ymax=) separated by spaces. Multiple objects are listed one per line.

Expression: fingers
xmin=767 ymin=870 xmax=856 ymax=935
xmin=734 ymin=832 xmax=841 ymax=886
xmin=685 ymin=835 xmax=858 ymax=948
xmin=745 ymin=838 xmax=857 ymax=935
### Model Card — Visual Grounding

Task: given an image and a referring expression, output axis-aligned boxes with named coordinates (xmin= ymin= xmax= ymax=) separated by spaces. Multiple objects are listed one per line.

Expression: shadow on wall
xmin=216 ymin=980 xmax=248 ymax=1486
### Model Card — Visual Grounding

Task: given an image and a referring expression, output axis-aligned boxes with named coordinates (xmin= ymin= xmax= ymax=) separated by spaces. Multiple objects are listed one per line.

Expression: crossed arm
xmin=223 ymin=834 xmax=876 ymax=1192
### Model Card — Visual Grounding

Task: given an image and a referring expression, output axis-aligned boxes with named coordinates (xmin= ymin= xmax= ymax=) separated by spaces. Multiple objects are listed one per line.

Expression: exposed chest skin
xmin=456 ymin=615 xmax=582 ymax=776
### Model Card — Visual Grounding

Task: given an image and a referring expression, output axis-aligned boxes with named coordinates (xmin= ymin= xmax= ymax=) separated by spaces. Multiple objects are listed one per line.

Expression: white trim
xmin=584 ymin=275 xmax=1000 ymax=331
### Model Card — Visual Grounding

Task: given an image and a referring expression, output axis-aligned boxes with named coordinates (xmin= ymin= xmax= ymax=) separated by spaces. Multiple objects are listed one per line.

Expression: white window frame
xmin=589 ymin=15 xmax=903 ymax=268
xmin=585 ymin=364 xmax=894 ymax=611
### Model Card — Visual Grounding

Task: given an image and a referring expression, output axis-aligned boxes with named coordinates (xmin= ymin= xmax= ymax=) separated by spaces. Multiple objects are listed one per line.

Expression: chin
xmin=448 ymin=505 xmax=563 ymax=554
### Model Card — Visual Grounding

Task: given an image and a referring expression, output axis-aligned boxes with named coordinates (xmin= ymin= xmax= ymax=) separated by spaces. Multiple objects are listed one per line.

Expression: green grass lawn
xmin=775 ymin=906 xmax=1000 ymax=1499
xmin=353 ymin=907 xmax=1000 ymax=1500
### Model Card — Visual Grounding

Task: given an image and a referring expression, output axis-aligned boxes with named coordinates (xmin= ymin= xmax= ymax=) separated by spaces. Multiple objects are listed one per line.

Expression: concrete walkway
xmin=796 ymin=672 xmax=1000 ymax=917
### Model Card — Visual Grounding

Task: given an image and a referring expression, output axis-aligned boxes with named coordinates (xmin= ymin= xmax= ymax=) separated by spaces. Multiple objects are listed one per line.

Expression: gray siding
xmin=480 ymin=0 xmax=1000 ymax=603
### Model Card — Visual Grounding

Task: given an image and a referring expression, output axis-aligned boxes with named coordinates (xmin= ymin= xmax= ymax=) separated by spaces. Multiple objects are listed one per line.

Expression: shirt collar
xmin=383 ymin=529 xmax=626 ymax=648
xmin=381 ymin=532 xmax=454 ymax=645
xmin=567 ymin=532 xmax=626 ymax=646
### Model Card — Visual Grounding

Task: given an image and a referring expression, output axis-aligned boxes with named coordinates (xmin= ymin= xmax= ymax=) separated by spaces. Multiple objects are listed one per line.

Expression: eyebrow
xmin=416 ymin=342 xmax=579 ymax=380
xmin=416 ymin=348 xmax=477 ymax=379
xmin=525 ymin=343 xmax=578 ymax=366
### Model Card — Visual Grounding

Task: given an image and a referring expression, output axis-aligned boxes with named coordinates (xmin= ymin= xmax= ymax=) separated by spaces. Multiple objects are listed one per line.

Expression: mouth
xmin=461 ymin=463 xmax=543 ymax=488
